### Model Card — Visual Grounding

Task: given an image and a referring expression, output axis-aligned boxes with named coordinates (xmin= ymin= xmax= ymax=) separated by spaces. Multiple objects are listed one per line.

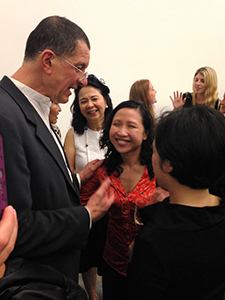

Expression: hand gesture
xmin=170 ymin=91 xmax=186 ymax=110
xmin=85 ymin=178 xmax=114 ymax=223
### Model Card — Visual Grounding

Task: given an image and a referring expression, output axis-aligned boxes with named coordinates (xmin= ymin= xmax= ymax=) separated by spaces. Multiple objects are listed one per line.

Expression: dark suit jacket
xmin=1 ymin=258 xmax=87 ymax=300
xmin=0 ymin=76 xmax=90 ymax=281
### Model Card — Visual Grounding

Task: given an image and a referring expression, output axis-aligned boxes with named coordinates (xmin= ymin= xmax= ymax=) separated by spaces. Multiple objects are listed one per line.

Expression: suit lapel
xmin=50 ymin=124 xmax=72 ymax=171
xmin=0 ymin=76 xmax=77 ymax=193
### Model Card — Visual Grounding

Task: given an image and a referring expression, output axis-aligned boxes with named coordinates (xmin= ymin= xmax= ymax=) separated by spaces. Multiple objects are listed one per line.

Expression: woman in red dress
xmin=80 ymin=100 xmax=167 ymax=300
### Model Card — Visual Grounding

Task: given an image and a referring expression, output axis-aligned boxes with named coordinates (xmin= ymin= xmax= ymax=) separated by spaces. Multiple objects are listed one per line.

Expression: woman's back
xmin=128 ymin=199 xmax=225 ymax=299
xmin=128 ymin=105 xmax=225 ymax=300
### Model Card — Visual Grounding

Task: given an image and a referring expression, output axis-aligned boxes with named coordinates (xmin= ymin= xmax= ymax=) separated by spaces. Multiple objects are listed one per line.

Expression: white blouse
xmin=73 ymin=127 xmax=106 ymax=173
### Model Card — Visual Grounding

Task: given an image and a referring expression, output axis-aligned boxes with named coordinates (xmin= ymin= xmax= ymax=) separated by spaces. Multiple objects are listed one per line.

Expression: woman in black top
xmin=128 ymin=105 xmax=225 ymax=300
xmin=170 ymin=66 xmax=220 ymax=110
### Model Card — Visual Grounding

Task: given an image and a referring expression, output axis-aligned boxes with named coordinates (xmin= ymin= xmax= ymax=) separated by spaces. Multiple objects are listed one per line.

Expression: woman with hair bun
xmin=64 ymin=74 xmax=113 ymax=300
xmin=64 ymin=74 xmax=113 ymax=173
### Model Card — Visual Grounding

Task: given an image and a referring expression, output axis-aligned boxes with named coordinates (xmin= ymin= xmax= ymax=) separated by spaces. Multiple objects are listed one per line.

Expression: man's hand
xmin=79 ymin=159 xmax=103 ymax=185
xmin=85 ymin=178 xmax=114 ymax=223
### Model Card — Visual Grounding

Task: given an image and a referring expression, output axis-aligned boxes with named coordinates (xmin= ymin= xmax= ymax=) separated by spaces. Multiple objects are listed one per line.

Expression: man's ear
xmin=40 ymin=50 xmax=55 ymax=75
xmin=162 ymin=159 xmax=173 ymax=173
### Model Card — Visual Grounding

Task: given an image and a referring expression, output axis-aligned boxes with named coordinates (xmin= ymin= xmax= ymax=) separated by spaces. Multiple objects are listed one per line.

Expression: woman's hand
xmin=151 ymin=186 xmax=170 ymax=203
xmin=79 ymin=159 xmax=103 ymax=185
xmin=170 ymin=91 xmax=186 ymax=110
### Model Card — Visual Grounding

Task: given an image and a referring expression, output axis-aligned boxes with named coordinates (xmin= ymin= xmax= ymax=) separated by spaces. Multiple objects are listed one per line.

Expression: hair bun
xmin=88 ymin=74 xmax=110 ymax=94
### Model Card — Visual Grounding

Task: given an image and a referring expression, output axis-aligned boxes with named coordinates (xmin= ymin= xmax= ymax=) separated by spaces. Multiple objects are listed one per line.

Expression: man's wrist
xmin=84 ymin=206 xmax=92 ymax=229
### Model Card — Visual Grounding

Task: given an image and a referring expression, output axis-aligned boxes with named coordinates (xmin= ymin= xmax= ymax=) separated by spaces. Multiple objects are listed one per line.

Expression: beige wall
xmin=1 ymin=0 xmax=225 ymax=141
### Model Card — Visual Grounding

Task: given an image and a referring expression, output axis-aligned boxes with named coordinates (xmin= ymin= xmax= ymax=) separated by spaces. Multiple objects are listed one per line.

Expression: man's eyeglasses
xmin=58 ymin=56 xmax=88 ymax=81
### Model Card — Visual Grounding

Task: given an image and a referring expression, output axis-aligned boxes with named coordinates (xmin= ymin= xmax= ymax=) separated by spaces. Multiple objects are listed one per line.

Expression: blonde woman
xmin=170 ymin=66 xmax=220 ymax=110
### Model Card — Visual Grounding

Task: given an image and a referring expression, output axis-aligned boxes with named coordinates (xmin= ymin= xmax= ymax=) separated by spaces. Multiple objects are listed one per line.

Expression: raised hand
xmin=170 ymin=91 xmax=186 ymax=110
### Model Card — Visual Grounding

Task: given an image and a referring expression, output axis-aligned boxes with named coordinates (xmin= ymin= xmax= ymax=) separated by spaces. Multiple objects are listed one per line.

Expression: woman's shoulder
xmin=64 ymin=128 xmax=75 ymax=149
xmin=65 ymin=127 xmax=73 ymax=138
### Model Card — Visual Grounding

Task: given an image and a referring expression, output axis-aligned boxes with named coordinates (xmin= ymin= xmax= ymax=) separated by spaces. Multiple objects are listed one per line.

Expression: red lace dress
xmin=80 ymin=165 xmax=157 ymax=276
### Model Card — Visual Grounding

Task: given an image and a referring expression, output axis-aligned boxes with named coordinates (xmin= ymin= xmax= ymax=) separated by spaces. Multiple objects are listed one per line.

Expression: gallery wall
xmin=1 ymin=0 xmax=225 ymax=141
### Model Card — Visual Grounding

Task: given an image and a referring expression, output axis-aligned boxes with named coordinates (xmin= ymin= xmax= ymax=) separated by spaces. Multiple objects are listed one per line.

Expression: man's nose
xmin=77 ymin=77 xmax=88 ymax=87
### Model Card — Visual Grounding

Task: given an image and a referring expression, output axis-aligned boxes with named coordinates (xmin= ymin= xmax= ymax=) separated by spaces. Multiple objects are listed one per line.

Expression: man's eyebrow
xmin=74 ymin=62 xmax=87 ymax=69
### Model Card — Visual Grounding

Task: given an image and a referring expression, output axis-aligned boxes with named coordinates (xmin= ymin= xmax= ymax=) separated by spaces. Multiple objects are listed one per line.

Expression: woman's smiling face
xmin=78 ymin=86 xmax=107 ymax=124
xmin=109 ymin=107 xmax=147 ymax=155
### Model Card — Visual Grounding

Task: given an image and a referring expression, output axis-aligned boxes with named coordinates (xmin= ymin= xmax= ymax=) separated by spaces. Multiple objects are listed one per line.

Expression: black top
xmin=128 ymin=198 xmax=225 ymax=300
xmin=183 ymin=92 xmax=220 ymax=109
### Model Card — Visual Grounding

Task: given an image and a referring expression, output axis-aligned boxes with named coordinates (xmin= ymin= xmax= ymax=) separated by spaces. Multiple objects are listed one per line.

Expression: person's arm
xmin=0 ymin=206 xmax=18 ymax=278
xmin=64 ymin=128 xmax=76 ymax=173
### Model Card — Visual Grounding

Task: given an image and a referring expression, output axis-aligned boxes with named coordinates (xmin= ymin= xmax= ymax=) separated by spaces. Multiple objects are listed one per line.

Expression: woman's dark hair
xmin=71 ymin=74 xmax=113 ymax=134
xmin=155 ymin=105 xmax=225 ymax=189
xmin=100 ymin=100 xmax=155 ymax=179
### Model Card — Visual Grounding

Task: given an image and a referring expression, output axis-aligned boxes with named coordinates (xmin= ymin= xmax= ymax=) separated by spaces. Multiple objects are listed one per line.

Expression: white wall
xmin=1 ymin=0 xmax=225 ymax=142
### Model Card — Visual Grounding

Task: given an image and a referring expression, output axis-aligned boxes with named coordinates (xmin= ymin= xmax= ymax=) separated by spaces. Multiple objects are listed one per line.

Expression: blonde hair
xmin=129 ymin=79 xmax=156 ymax=123
xmin=192 ymin=66 xmax=218 ymax=108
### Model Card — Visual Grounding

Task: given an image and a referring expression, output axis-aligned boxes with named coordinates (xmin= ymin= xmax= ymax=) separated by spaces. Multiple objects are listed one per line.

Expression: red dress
xmin=80 ymin=165 xmax=157 ymax=276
